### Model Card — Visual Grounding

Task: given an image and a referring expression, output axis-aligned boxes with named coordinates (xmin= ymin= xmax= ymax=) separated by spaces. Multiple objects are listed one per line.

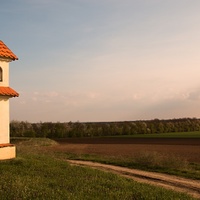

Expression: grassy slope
xmin=0 ymin=138 xmax=195 ymax=200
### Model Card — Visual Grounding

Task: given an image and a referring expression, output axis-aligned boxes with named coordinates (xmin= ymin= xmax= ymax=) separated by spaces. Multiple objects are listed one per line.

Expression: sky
xmin=1 ymin=0 xmax=200 ymax=122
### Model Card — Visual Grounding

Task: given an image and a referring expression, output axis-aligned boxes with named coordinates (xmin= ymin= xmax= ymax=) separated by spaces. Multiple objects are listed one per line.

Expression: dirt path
xmin=67 ymin=160 xmax=200 ymax=199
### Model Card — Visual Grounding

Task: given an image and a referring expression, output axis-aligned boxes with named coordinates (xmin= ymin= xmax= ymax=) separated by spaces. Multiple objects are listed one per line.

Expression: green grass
xmin=0 ymin=138 xmax=196 ymax=200
xmin=111 ymin=131 xmax=200 ymax=138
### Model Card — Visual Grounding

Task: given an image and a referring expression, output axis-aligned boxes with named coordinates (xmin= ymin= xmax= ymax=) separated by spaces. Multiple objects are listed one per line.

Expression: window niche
xmin=0 ymin=67 xmax=2 ymax=82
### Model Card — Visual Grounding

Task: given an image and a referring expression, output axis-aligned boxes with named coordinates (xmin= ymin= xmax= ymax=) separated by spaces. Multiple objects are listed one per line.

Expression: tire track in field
xmin=67 ymin=160 xmax=200 ymax=199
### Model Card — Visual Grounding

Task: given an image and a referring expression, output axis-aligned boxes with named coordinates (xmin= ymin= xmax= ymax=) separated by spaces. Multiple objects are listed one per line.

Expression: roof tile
xmin=0 ymin=41 xmax=18 ymax=61
xmin=0 ymin=87 xmax=19 ymax=97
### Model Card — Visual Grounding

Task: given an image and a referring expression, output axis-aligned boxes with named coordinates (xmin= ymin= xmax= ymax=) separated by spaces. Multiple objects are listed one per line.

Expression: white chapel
xmin=0 ymin=40 xmax=19 ymax=160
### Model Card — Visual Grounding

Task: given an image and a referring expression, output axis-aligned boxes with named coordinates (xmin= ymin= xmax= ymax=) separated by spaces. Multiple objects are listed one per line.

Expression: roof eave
xmin=0 ymin=56 xmax=18 ymax=62
xmin=0 ymin=94 xmax=19 ymax=98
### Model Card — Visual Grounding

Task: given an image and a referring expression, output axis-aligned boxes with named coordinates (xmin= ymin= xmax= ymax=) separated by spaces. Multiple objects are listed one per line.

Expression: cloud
xmin=187 ymin=88 xmax=200 ymax=101
xmin=10 ymin=86 xmax=200 ymax=122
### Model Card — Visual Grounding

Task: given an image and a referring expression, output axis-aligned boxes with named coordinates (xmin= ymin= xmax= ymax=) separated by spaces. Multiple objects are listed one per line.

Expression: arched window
xmin=0 ymin=67 xmax=2 ymax=82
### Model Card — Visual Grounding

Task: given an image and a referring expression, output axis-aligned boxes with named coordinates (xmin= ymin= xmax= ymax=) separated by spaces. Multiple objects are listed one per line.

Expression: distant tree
xmin=10 ymin=117 xmax=200 ymax=138
xmin=10 ymin=120 xmax=35 ymax=137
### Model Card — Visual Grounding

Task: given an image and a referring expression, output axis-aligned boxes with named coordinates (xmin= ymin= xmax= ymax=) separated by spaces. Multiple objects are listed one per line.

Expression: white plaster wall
xmin=0 ymin=96 xmax=10 ymax=144
xmin=0 ymin=59 xmax=10 ymax=144
xmin=0 ymin=60 xmax=9 ymax=86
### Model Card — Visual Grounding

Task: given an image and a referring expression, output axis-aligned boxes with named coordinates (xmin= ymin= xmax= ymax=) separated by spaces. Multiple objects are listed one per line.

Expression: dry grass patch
xmin=133 ymin=151 xmax=190 ymax=170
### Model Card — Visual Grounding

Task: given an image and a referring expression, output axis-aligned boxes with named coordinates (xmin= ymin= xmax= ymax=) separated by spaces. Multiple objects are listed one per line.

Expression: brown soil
xmin=53 ymin=138 xmax=200 ymax=163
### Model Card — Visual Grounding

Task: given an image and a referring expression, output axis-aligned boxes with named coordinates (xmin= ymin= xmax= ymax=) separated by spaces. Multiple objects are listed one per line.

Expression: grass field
xmin=0 ymin=138 xmax=196 ymax=200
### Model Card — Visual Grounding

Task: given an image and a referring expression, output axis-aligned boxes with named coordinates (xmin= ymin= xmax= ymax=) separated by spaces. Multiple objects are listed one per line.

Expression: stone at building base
xmin=0 ymin=144 xmax=16 ymax=160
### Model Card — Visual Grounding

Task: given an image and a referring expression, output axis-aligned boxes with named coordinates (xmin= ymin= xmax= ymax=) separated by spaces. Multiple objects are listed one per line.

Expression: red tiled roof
xmin=0 ymin=143 xmax=15 ymax=148
xmin=0 ymin=87 xmax=19 ymax=97
xmin=0 ymin=40 xmax=18 ymax=61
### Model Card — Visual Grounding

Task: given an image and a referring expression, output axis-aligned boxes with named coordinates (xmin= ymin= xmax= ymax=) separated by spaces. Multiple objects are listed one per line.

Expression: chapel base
xmin=0 ymin=144 xmax=16 ymax=160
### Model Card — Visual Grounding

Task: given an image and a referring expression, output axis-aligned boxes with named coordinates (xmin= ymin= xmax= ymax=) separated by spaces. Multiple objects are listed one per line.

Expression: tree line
xmin=10 ymin=118 xmax=200 ymax=138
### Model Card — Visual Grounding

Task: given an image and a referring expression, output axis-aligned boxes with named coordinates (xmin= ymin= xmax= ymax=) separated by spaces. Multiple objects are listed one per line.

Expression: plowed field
xmin=52 ymin=138 xmax=200 ymax=163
